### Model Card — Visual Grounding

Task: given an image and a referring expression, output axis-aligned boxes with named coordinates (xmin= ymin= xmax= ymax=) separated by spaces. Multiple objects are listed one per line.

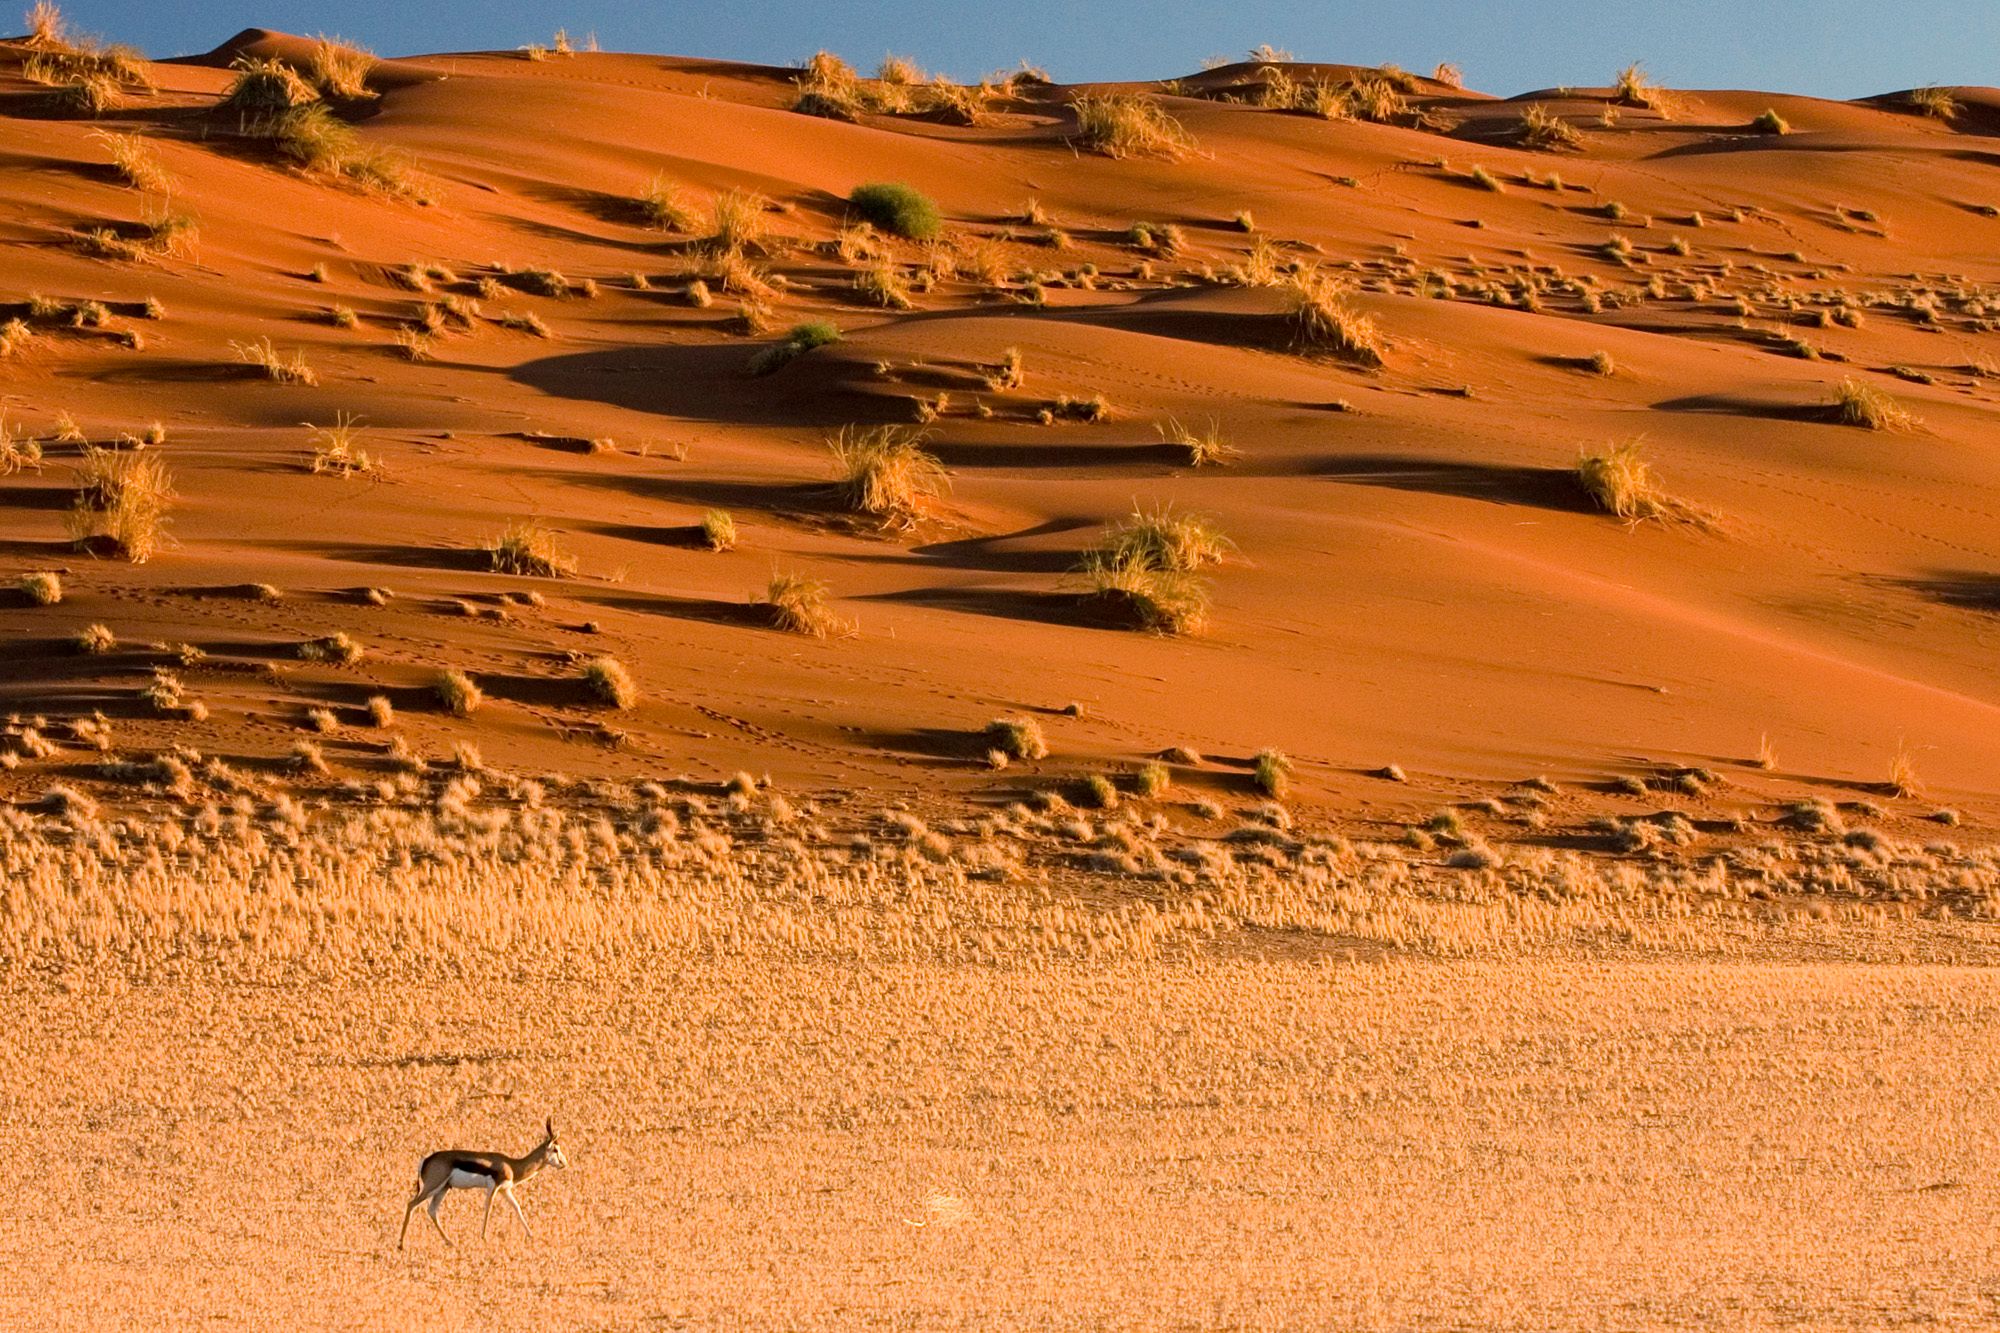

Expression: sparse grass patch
xmin=1518 ymin=104 xmax=1580 ymax=150
xmin=68 ymin=445 xmax=172 ymax=561
xmin=18 ymin=571 xmax=61 ymax=605
xmin=704 ymin=190 xmax=770 ymax=257
xmin=1155 ymin=416 xmax=1237 ymax=466
xmin=762 ymin=570 xmax=848 ymax=637
xmin=581 ymin=655 xmax=638 ymax=709
xmin=1072 ymin=95 xmax=1192 ymax=159
xmin=1906 ymin=85 xmax=1959 ymax=121
xmin=828 ymin=425 xmax=948 ymax=526
xmin=74 ymin=622 xmax=115 ymax=654
xmin=307 ymin=413 xmax=374 ymax=475
xmin=432 ymin=668 xmax=482 ymax=717
xmin=639 ymin=174 xmax=696 ymax=232
xmin=93 ymin=130 xmax=169 ymax=190
xmin=1831 ymin=378 xmax=1914 ymax=431
xmin=983 ymin=717 xmax=1049 ymax=762
xmin=855 ymin=257 xmax=914 ymax=309
xmin=1098 ymin=506 xmax=1231 ymax=572
xmin=1575 ymin=441 xmax=1696 ymax=523
xmin=1284 ymin=268 xmax=1384 ymax=366
xmin=701 ymin=509 xmax=737 ymax=551
xmin=1750 ymin=108 xmax=1789 ymax=135
xmin=1252 ymin=747 xmax=1292 ymax=798
xmin=847 ymin=183 xmax=942 ymax=241
xmin=246 ymin=104 xmax=409 ymax=195
xmin=1079 ymin=550 xmax=1209 ymax=635
xmin=232 ymin=337 xmax=318 ymax=386
xmin=488 ymin=521 xmax=577 ymax=577
xmin=747 ymin=320 xmax=840 ymax=376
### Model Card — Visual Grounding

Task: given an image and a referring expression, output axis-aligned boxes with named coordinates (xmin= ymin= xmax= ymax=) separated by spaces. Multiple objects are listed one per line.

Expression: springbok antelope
xmin=398 ymin=1117 xmax=568 ymax=1248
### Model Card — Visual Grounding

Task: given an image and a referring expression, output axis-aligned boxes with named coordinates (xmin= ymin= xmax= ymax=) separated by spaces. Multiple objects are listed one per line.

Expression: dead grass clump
xmin=1519 ymin=104 xmax=1581 ymax=150
xmin=792 ymin=50 xmax=861 ymax=120
xmin=1750 ymin=108 xmax=1789 ymax=135
xmin=1343 ymin=74 xmax=1407 ymax=123
xmin=1906 ymin=85 xmax=1959 ymax=121
xmin=983 ymin=717 xmax=1049 ymax=761
xmin=704 ymin=190 xmax=771 ymax=257
xmin=68 ymin=446 xmax=172 ymax=561
xmin=222 ymin=56 xmax=318 ymax=115
xmin=828 ymin=425 xmax=948 ymax=526
xmin=93 ymin=130 xmax=169 ymax=190
xmin=762 ymin=570 xmax=848 ymax=637
xmin=232 ymin=337 xmax=317 ymax=385
xmin=1072 ymin=95 xmax=1192 ymax=159
xmin=74 ymin=212 xmax=197 ymax=262
xmin=1575 ymin=441 xmax=1697 ymax=523
xmin=1831 ymin=378 xmax=1914 ymax=431
xmin=305 ymin=35 xmax=376 ymax=101
xmin=640 ymin=175 xmax=696 ymax=232
xmin=248 ymin=104 xmax=408 ymax=195
xmin=1079 ymin=550 xmax=1209 ymax=635
xmin=1155 ymin=416 xmax=1236 ymax=467
xmin=1612 ymin=62 xmax=1661 ymax=110
xmin=1285 ymin=268 xmax=1385 ymax=366
xmin=0 ymin=318 xmax=35 ymax=360
xmin=1889 ymin=742 xmax=1923 ymax=798
xmin=855 ymin=257 xmax=914 ymax=309
xmin=488 ymin=521 xmax=577 ymax=577
xmin=17 ymin=571 xmax=61 ymax=605
xmin=701 ymin=509 xmax=737 ymax=551
xmin=1099 ymin=506 xmax=1231 ymax=572
xmin=433 ymin=669 xmax=482 ymax=717
xmin=1253 ymin=747 xmax=1292 ymax=797
xmin=307 ymin=413 xmax=375 ymax=475
xmin=581 ymin=656 xmax=638 ymax=709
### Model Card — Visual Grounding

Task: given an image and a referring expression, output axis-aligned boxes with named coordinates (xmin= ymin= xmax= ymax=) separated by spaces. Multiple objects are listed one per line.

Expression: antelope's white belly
xmin=446 ymin=1169 xmax=497 ymax=1190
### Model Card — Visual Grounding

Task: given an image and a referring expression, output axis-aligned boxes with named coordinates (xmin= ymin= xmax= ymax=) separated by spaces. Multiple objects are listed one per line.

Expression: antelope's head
xmin=544 ymin=1116 xmax=568 ymax=1170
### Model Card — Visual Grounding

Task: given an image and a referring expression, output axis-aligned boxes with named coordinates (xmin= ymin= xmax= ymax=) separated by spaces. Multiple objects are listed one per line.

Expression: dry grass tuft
xmin=307 ymin=413 xmax=374 ymax=475
xmin=828 ymin=425 xmax=948 ymax=527
xmin=704 ymin=190 xmax=771 ymax=257
xmin=1612 ymin=62 xmax=1661 ymax=110
xmin=432 ymin=669 xmax=482 ymax=717
xmin=1519 ymin=104 xmax=1581 ymax=150
xmin=1906 ymin=85 xmax=1959 ymax=121
xmin=1155 ymin=417 xmax=1237 ymax=467
xmin=639 ymin=174 xmax=696 ymax=232
xmin=701 ymin=509 xmax=737 ymax=551
xmin=1099 ymin=506 xmax=1231 ymax=572
xmin=983 ymin=717 xmax=1049 ymax=761
xmin=1831 ymin=378 xmax=1914 ymax=431
xmin=488 ymin=521 xmax=577 ymax=577
xmin=1253 ymin=747 xmax=1292 ymax=797
xmin=762 ymin=570 xmax=849 ymax=637
xmin=1072 ymin=95 xmax=1193 ymax=159
xmin=17 ymin=571 xmax=61 ymax=605
xmin=232 ymin=337 xmax=318 ymax=386
xmin=1284 ymin=268 xmax=1385 ymax=366
xmin=581 ymin=656 xmax=638 ymax=709
xmin=1575 ymin=441 xmax=1699 ymax=524
xmin=93 ymin=130 xmax=169 ymax=190
xmin=1079 ymin=550 xmax=1209 ymax=635
xmin=67 ymin=446 xmax=172 ymax=561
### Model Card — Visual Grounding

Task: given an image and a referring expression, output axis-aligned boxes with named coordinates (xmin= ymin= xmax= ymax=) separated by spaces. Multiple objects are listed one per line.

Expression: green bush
xmin=847 ymin=182 xmax=942 ymax=241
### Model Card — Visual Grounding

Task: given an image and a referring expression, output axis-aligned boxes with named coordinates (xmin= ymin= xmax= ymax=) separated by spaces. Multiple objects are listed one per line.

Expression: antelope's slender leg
xmin=504 ymin=1184 xmax=533 ymax=1241
xmin=481 ymin=1183 xmax=498 ymax=1240
xmin=427 ymin=1188 xmax=452 ymax=1245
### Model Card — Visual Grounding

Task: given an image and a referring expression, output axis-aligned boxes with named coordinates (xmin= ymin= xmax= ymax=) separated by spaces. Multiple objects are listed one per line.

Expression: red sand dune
xmin=3 ymin=31 xmax=1998 ymax=835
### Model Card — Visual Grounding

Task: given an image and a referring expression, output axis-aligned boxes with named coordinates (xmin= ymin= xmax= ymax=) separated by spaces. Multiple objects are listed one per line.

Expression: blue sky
xmin=41 ymin=1 xmax=1999 ymax=100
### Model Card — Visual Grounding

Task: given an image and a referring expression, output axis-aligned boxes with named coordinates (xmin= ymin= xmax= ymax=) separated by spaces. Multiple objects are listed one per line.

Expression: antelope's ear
xmin=546 ymin=1115 xmax=555 ymax=1138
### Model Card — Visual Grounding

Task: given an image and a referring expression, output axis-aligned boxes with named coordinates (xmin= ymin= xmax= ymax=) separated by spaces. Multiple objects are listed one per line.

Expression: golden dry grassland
xmin=1 ymin=795 xmax=1998 ymax=1329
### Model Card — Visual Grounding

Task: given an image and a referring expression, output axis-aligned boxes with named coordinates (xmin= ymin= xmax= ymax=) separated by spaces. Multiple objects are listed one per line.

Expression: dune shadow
xmin=897 ymin=520 xmax=1096 ymax=575
xmin=511 ymin=341 xmax=897 ymax=426
xmin=1651 ymin=393 xmax=1830 ymax=423
xmin=583 ymin=590 xmax=773 ymax=629
xmin=928 ymin=438 xmax=1185 ymax=471
xmin=1894 ymin=571 xmax=2000 ymax=612
xmin=1321 ymin=455 xmax=1595 ymax=513
xmin=0 ymin=485 xmax=72 ymax=512
xmin=589 ymin=521 xmax=714 ymax=549
xmin=862 ymin=584 xmax=1121 ymax=630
